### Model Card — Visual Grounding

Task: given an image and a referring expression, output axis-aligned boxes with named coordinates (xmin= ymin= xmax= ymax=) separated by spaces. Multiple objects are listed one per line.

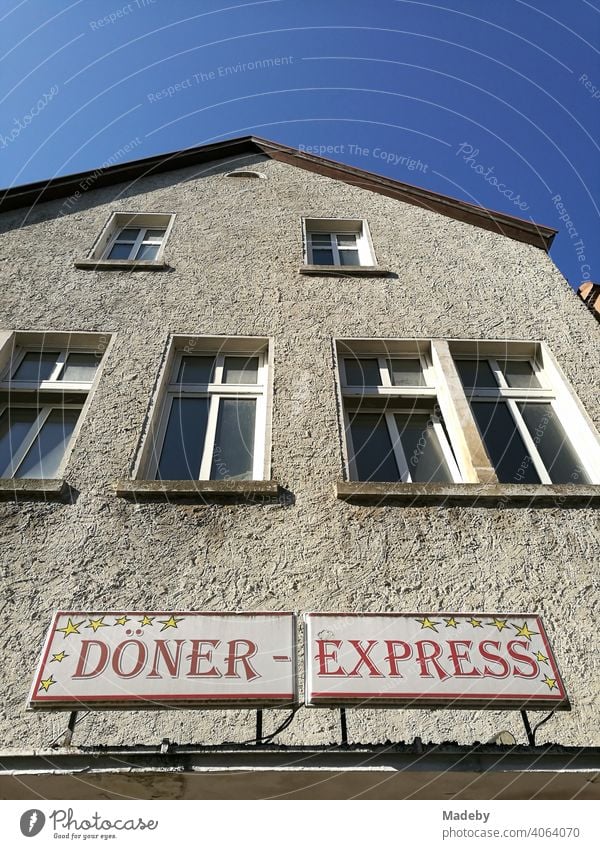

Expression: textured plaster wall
xmin=0 ymin=153 xmax=599 ymax=750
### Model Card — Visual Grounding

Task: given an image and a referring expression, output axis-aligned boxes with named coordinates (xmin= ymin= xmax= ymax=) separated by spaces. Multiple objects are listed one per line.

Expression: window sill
xmin=299 ymin=265 xmax=392 ymax=277
xmin=0 ymin=478 xmax=67 ymax=501
xmin=74 ymin=259 xmax=169 ymax=271
xmin=335 ymin=481 xmax=600 ymax=506
xmin=114 ymin=479 xmax=281 ymax=502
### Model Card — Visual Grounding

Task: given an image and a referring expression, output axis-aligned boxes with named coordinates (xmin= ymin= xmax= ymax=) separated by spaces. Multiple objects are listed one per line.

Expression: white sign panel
xmin=305 ymin=613 xmax=569 ymax=710
xmin=29 ymin=611 xmax=296 ymax=710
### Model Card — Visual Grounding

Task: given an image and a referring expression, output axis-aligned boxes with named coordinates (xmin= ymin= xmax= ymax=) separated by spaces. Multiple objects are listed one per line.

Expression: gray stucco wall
xmin=0 ymin=153 xmax=598 ymax=750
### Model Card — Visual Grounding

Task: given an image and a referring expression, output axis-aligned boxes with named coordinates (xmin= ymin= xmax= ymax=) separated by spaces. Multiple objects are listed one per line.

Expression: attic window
xmin=226 ymin=171 xmax=265 ymax=180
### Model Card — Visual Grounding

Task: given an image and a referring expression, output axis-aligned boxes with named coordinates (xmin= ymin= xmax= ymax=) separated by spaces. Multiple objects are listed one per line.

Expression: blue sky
xmin=1 ymin=0 xmax=598 ymax=288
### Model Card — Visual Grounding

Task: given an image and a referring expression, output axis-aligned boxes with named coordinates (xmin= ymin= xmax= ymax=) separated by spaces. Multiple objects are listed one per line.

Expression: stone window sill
xmin=74 ymin=259 xmax=169 ymax=271
xmin=0 ymin=478 xmax=67 ymax=501
xmin=114 ymin=479 xmax=281 ymax=502
xmin=335 ymin=481 xmax=600 ymax=506
xmin=299 ymin=265 xmax=392 ymax=277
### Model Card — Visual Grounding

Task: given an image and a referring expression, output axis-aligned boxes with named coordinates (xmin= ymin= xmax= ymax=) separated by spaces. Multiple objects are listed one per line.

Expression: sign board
xmin=29 ymin=611 xmax=296 ymax=710
xmin=305 ymin=613 xmax=569 ymax=710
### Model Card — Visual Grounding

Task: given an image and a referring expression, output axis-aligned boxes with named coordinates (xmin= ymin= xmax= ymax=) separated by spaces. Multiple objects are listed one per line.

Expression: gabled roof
xmin=0 ymin=136 xmax=556 ymax=250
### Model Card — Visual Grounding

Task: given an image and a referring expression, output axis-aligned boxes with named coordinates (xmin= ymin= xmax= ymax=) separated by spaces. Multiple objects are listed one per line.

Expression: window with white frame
xmin=337 ymin=340 xmax=600 ymax=486
xmin=145 ymin=342 xmax=269 ymax=482
xmin=0 ymin=346 xmax=103 ymax=479
xmin=89 ymin=212 xmax=174 ymax=263
xmin=304 ymin=219 xmax=374 ymax=267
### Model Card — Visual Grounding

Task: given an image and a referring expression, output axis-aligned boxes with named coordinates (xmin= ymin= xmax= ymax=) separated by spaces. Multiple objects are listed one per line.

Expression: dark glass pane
xmin=16 ymin=408 xmax=81 ymax=479
xmin=108 ymin=243 xmax=133 ymax=260
xmin=117 ymin=228 xmax=139 ymax=241
xmin=12 ymin=352 xmax=59 ymax=381
xmin=339 ymin=250 xmax=360 ymax=266
xmin=312 ymin=249 xmax=334 ymax=265
xmin=455 ymin=359 xmax=498 ymax=389
xmin=135 ymin=243 xmax=159 ymax=260
xmin=519 ymin=403 xmax=590 ymax=484
xmin=0 ymin=407 xmax=39 ymax=475
xmin=223 ymin=356 xmax=259 ymax=384
xmin=310 ymin=233 xmax=332 ymax=246
xmin=344 ymin=358 xmax=381 ymax=386
xmin=211 ymin=399 xmax=256 ymax=481
xmin=177 ymin=356 xmax=215 ymax=384
xmin=471 ymin=402 xmax=540 ymax=484
xmin=396 ymin=413 xmax=453 ymax=483
xmin=348 ymin=413 xmax=400 ymax=482
xmin=336 ymin=234 xmax=357 ymax=246
xmin=498 ymin=360 xmax=541 ymax=389
xmin=144 ymin=229 xmax=166 ymax=240
xmin=156 ymin=397 xmax=209 ymax=480
xmin=390 ymin=358 xmax=425 ymax=386
xmin=62 ymin=353 xmax=100 ymax=382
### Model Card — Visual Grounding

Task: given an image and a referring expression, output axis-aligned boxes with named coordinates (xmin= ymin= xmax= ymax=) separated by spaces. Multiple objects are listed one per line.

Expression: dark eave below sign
xmin=0 ymin=742 xmax=598 ymax=800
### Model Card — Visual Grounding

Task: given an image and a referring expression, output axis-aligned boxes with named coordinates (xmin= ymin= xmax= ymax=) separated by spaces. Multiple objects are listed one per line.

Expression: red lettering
xmin=479 ymin=640 xmax=510 ymax=678
xmin=315 ymin=639 xmax=346 ymax=676
xmin=384 ymin=640 xmax=412 ymax=677
xmin=73 ymin=640 xmax=109 ymax=679
xmin=187 ymin=639 xmax=221 ymax=677
xmin=224 ymin=639 xmax=260 ymax=680
xmin=147 ymin=639 xmax=185 ymax=679
xmin=508 ymin=640 xmax=539 ymax=678
xmin=112 ymin=640 xmax=147 ymax=678
xmin=447 ymin=640 xmax=481 ymax=677
xmin=347 ymin=639 xmax=383 ymax=677
xmin=415 ymin=640 xmax=450 ymax=680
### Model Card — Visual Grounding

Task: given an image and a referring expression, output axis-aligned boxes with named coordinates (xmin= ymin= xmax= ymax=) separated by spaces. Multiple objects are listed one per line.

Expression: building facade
xmin=0 ymin=138 xmax=599 ymax=799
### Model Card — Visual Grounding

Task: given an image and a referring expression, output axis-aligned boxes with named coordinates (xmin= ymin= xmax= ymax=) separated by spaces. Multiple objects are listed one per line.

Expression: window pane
xmin=336 ymin=234 xmax=357 ymax=246
xmin=223 ymin=356 xmax=259 ymax=384
xmin=395 ymin=413 xmax=453 ymax=483
xmin=0 ymin=407 xmax=39 ymax=475
xmin=16 ymin=408 xmax=81 ymax=479
xmin=156 ymin=397 xmax=209 ymax=480
xmin=62 ymin=353 xmax=100 ymax=382
xmin=135 ymin=243 xmax=159 ymax=260
xmin=349 ymin=413 xmax=400 ymax=481
xmin=177 ymin=356 xmax=215 ymax=384
xmin=390 ymin=358 xmax=425 ymax=386
xmin=498 ymin=360 xmax=541 ymax=389
xmin=310 ymin=233 xmax=332 ymax=246
xmin=144 ymin=229 xmax=166 ymax=240
xmin=471 ymin=402 xmax=540 ymax=484
xmin=211 ymin=398 xmax=256 ymax=481
xmin=311 ymin=249 xmax=334 ymax=265
xmin=108 ymin=243 xmax=133 ymax=260
xmin=455 ymin=359 xmax=498 ymax=389
xmin=339 ymin=249 xmax=360 ymax=266
xmin=344 ymin=358 xmax=382 ymax=386
xmin=12 ymin=352 xmax=59 ymax=381
xmin=519 ymin=403 xmax=590 ymax=484
xmin=117 ymin=228 xmax=140 ymax=241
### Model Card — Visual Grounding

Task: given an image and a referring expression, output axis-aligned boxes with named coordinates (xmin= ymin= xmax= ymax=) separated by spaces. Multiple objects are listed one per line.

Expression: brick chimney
xmin=578 ymin=281 xmax=600 ymax=321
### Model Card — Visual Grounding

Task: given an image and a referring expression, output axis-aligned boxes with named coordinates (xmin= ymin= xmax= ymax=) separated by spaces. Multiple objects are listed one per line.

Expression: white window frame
xmin=105 ymin=226 xmax=166 ymax=261
xmin=87 ymin=212 xmax=175 ymax=262
xmin=304 ymin=218 xmax=375 ymax=267
xmin=145 ymin=346 xmax=269 ymax=482
xmin=0 ymin=341 xmax=106 ymax=479
xmin=339 ymin=349 xmax=462 ymax=484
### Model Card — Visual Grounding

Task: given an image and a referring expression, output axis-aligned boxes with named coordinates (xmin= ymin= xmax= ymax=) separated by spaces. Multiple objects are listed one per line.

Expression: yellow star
xmin=39 ymin=675 xmax=56 ymax=692
xmin=488 ymin=618 xmax=508 ymax=632
xmin=542 ymin=675 xmax=558 ymax=691
xmin=468 ymin=617 xmax=483 ymax=628
xmin=114 ymin=615 xmax=130 ymax=626
xmin=139 ymin=615 xmax=154 ymax=627
xmin=86 ymin=617 xmax=108 ymax=633
xmin=445 ymin=617 xmax=459 ymax=628
xmin=513 ymin=622 xmax=537 ymax=640
xmin=50 ymin=651 xmax=67 ymax=663
xmin=159 ymin=615 xmax=184 ymax=632
xmin=57 ymin=618 xmax=84 ymax=637
xmin=535 ymin=650 xmax=549 ymax=664
xmin=417 ymin=617 xmax=439 ymax=632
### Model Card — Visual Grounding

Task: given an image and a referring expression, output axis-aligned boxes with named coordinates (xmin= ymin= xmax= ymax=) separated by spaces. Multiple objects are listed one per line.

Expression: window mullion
xmin=199 ymin=395 xmax=220 ymax=479
xmin=506 ymin=398 xmax=551 ymax=484
xmin=432 ymin=419 xmax=463 ymax=483
xmin=386 ymin=411 xmax=410 ymax=482
xmin=331 ymin=236 xmax=341 ymax=265
xmin=131 ymin=229 xmax=145 ymax=259
xmin=49 ymin=352 xmax=66 ymax=382
xmin=378 ymin=356 xmax=391 ymax=387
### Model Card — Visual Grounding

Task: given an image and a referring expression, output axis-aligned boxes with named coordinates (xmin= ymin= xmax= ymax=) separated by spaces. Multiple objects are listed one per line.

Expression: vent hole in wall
xmin=226 ymin=171 xmax=266 ymax=180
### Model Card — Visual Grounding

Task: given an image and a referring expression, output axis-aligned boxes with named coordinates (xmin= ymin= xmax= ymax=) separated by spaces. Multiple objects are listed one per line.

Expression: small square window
xmin=304 ymin=219 xmax=375 ymax=267
xmin=87 ymin=212 xmax=174 ymax=264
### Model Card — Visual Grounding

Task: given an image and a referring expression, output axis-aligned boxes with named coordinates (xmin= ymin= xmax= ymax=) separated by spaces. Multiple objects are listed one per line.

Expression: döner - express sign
xmin=305 ymin=613 xmax=569 ymax=710
xmin=29 ymin=611 xmax=569 ymax=711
